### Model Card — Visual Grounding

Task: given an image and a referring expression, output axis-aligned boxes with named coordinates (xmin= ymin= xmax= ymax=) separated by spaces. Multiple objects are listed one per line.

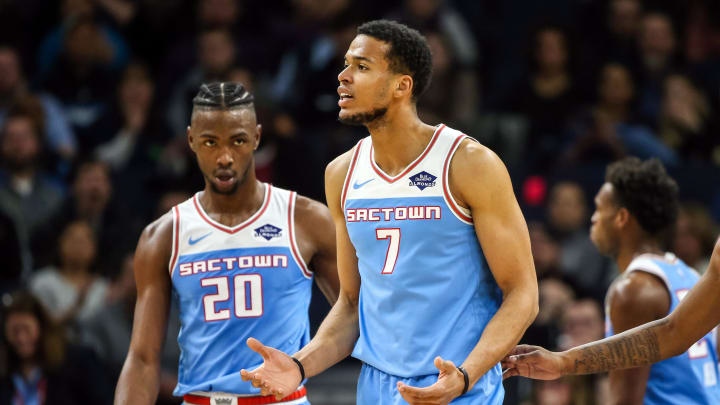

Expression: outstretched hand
xmin=396 ymin=357 xmax=466 ymax=405
xmin=501 ymin=345 xmax=566 ymax=380
xmin=240 ymin=338 xmax=302 ymax=400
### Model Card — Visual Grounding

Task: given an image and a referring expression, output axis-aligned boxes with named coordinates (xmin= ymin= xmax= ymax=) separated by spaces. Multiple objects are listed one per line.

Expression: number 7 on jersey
xmin=376 ymin=228 xmax=401 ymax=274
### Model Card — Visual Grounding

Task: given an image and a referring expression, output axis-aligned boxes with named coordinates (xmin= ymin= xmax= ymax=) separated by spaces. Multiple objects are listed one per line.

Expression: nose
xmin=217 ymin=147 xmax=234 ymax=167
xmin=338 ymin=65 xmax=351 ymax=84
xmin=590 ymin=211 xmax=598 ymax=224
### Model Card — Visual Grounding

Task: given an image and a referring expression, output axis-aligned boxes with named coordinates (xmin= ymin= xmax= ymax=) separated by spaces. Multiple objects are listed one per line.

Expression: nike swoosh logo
xmin=353 ymin=178 xmax=374 ymax=189
xmin=189 ymin=232 xmax=212 ymax=245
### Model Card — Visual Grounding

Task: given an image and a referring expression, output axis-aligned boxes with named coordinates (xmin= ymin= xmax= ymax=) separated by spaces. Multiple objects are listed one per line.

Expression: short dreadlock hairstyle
xmin=605 ymin=157 xmax=679 ymax=236
xmin=357 ymin=20 xmax=433 ymax=100
xmin=192 ymin=82 xmax=254 ymax=115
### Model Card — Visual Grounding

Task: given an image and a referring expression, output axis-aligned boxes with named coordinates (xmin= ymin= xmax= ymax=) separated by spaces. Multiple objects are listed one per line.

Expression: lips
xmin=214 ymin=170 xmax=236 ymax=186
xmin=338 ymin=86 xmax=353 ymax=107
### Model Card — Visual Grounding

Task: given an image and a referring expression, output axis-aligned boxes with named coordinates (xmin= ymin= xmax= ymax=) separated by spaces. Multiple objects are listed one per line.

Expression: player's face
xmin=337 ymin=35 xmax=398 ymax=125
xmin=188 ymin=108 xmax=260 ymax=195
xmin=590 ymin=183 xmax=621 ymax=256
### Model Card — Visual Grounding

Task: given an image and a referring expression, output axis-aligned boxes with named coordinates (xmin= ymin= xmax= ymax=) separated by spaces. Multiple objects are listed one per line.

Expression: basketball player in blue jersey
xmin=240 ymin=20 xmax=539 ymax=404
xmin=505 ymin=158 xmax=720 ymax=405
xmin=114 ymin=83 xmax=340 ymax=405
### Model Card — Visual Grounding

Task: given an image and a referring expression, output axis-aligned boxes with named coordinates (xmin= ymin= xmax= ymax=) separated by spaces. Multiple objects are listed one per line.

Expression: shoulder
xmin=451 ymin=139 xmax=505 ymax=176
xmin=136 ymin=211 xmax=174 ymax=256
xmin=325 ymin=147 xmax=357 ymax=185
xmin=608 ymin=270 xmax=670 ymax=320
xmin=293 ymin=194 xmax=334 ymax=235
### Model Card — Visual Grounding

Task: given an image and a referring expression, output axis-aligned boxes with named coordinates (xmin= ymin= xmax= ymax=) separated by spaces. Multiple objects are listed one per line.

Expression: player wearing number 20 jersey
xmin=342 ymin=124 xmax=504 ymax=403
xmin=170 ymin=184 xmax=313 ymax=396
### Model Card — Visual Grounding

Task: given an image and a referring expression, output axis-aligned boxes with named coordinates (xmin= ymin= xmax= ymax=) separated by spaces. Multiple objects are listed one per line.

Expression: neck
xmin=597 ymin=104 xmax=628 ymax=122
xmin=616 ymin=236 xmax=664 ymax=272
xmin=200 ymin=170 xmax=264 ymax=218
xmin=366 ymin=104 xmax=436 ymax=176
xmin=20 ymin=361 xmax=39 ymax=380
xmin=536 ymin=67 xmax=566 ymax=80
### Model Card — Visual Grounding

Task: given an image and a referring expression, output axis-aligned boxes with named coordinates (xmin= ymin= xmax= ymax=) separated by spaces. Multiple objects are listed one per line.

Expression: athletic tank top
xmin=169 ymin=184 xmax=313 ymax=396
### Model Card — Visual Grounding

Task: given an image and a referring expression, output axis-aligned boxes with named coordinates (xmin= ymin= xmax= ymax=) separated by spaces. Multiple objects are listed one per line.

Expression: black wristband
xmin=291 ymin=357 xmax=305 ymax=381
xmin=457 ymin=366 xmax=469 ymax=395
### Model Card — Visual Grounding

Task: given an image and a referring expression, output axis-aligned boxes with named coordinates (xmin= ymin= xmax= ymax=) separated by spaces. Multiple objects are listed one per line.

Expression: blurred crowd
xmin=0 ymin=0 xmax=719 ymax=404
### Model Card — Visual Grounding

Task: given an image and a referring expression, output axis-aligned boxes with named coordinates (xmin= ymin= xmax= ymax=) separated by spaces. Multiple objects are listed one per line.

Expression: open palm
xmin=240 ymin=338 xmax=302 ymax=399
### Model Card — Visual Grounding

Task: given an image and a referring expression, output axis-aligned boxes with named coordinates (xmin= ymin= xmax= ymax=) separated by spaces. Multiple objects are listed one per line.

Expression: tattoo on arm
xmin=572 ymin=325 xmax=662 ymax=374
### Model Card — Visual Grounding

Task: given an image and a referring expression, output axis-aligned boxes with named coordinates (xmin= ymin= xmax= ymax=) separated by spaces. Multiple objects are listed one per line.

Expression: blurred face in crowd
xmin=64 ymin=20 xmax=102 ymax=65
xmin=188 ymin=108 xmax=260 ymax=195
xmin=59 ymin=221 xmax=96 ymax=269
xmin=548 ymin=182 xmax=587 ymax=233
xmin=199 ymin=0 xmax=239 ymax=27
xmin=73 ymin=162 xmax=112 ymax=215
xmin=120 ymin=65 xmax=154 ymax=109
xmin=608 ymin=0 xmax=641 ymax=37
xmin=5 ymin=312 xmax=41 ymax=361
xmin=406 ymin=0 xmax=441 ymax=21
xmin=534 ymin=379 xmax=572 ymax=405
xmin=426 ymin=33 xmax=450 ymax=75
xmin=639 ymin=13 xmax=675 ymax=59
xmin=590 ymin=183 xmax=622 ymax=256
xmin=561 ymin=299 xmax=604 ymax=348
xmin=535 ymin=29 xmax=567 ymax=73
xmin=338 ymin=35 xmax=407 ymax=125
xmin=0 ymin=48 xmax=21 ymax=94
xmin=199 ymin=30 xmax=235 ymax=77
xmin=1 ymin=116 xmax=40 ymax=172
xmin=598 ymin=63 xmax=633 ymax=107
xmin=529 ymin=222 xmax=559 ymax=276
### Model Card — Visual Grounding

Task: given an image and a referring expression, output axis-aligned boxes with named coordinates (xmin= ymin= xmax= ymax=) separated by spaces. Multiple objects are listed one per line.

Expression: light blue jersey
xmin=606 ymin=253 xmax=720 ymax=405
xmin=342 ymin=125 xmax=504 ymax=403
xmin=169 ymin=184 xmax=312 ymax=399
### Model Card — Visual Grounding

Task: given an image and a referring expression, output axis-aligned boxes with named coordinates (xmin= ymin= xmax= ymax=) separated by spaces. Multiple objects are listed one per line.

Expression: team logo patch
xmin=254 ymin=224 xmax=282 ymax=241
xmin=409 ymin=171 xmax=437 ymax=190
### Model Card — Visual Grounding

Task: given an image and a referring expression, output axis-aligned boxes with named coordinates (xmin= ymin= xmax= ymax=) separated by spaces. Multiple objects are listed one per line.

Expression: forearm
xmin=294 ymin=293 xmax=359 ymax=378
xmin=463 ymin=288 xmax=537 ymax=385
xmin=114 ymin=353 xmax=161 ymax=405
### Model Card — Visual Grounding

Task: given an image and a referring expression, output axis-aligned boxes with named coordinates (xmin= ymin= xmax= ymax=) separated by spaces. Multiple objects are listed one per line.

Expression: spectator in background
xmin=89 ymin=62 xmax=168 ymax=216
xmin=29 ymin=220 xmax=109 ymax=327
xmin=80 ymin=254 xmax=181 ymax=405
xmin=0 ymin=105 xmax=65 ymax=275
xmin=562 ymin=63 xmax=678 ymax=167
xmin=506 ymin=25 xmax=580 ymax=173
xmin=0 ymin=290 xmax=112 ymax=404
xmin=0 ymin=46 xmax=77 ymax=166
xmin=32 ymin=160 xmax=141 ymax=276
xmin=166 ymin=27 xmax=236 ymax=137
xmin=673 ymin=202 xmax=719 ymax=273
xmin=417 ymin=31 xmax=479 ymax=131
xmin=658 ymin=74 xmax=720 ymax=166
xmin=545 ymin=182 xmax=615 ymax=301
xmin=557 ymin=299 xmax=604 ymax=351
xmin=37 ymin=13 xmax=126 ymax=142
xmin=634 ymin=12 xmax=681 ymax=126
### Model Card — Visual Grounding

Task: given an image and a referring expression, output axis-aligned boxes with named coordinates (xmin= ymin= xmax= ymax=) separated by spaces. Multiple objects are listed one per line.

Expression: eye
xmin=234 ymin=138 xmax=246 ymax=146
xmin=359 ymin=64 xmax=368 ymax=71
xmin=203 ymin=139 xmax=216 ymax=147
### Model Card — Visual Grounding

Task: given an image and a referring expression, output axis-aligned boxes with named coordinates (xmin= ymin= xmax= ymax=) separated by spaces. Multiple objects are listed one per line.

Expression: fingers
xmin=502 ymin=368 xmax=519 ymax=380
xmin=246 ymin=337 xmax=270 ymax=359
xmin=506 ymin=344 xmax=541 ymax=356
xmin=433 ymin=356 xmax=456 ymax=373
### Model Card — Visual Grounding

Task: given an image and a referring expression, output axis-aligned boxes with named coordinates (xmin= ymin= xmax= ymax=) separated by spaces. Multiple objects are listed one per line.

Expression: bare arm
xmin=452 ymin=141 xmax=539 ymax=387
xmin=503 ymin=236 xmax=720 ymax=378
xmin=605 ymin=272 xmax=669 ymax=405
xmin=114 ymin=214 xmax=173 ymax=405
xmin=241 ymin=150 xmax=361 ymax=399
xmin=294 ymin=195 xmax=340 ymax=305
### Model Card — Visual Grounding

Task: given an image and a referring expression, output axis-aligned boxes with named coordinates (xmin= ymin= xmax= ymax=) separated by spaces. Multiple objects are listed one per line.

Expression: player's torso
xmin=606 ymin=253 xmax=720 ymax=404
xmin=342 ymin=124 xmax=503 ymax=380
xmin=169 ymin=184 xmax=313 ymax=395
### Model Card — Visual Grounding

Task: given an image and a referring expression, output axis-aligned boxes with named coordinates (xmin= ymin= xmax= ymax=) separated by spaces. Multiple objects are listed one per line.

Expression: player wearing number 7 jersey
xmin=241 ymin=20 xmax=538 ymax=405
xmin=114 ymin=83 xmax=340 ymax=405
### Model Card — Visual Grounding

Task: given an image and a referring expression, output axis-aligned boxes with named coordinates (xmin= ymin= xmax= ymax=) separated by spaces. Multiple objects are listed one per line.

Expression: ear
xmin=394 ymin=74 xmax=414 ymax=100
xmin=614 ymin=207 xmax=630 ymax=229
xmin=254 ymin=124 xmax=262 ymax=151
xmin=187 ymin=126 xmax=196 ymax=152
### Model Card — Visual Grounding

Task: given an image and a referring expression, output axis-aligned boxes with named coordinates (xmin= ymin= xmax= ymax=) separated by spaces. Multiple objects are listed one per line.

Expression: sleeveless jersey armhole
xmin=169 ymin=205 xmax=180 ymax=276
xmin=442 ymin=135 xmax=473 ymax=224
xmin=288 ymin=191 xmax=313 ymax=279
xmin=626 ymin=256 xmax=673 ymax=316
xmin=341 ymin=139 xmax=364 ymax=211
